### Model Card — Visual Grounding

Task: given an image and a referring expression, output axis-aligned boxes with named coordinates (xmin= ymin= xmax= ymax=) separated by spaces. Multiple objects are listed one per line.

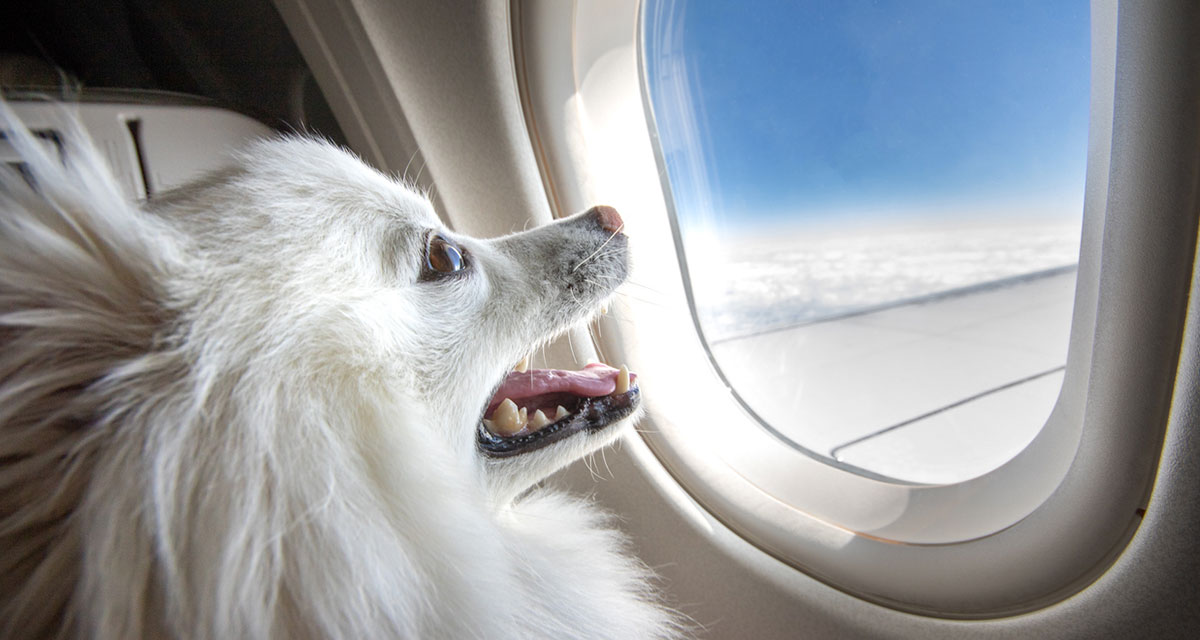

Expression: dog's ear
xmin=1 ymin=102 xmax=177 ymax=298
xmin=0 ymin=104 xmax=176 ymax=365
xmin=0 ymin=102 xmax=183 ymax=636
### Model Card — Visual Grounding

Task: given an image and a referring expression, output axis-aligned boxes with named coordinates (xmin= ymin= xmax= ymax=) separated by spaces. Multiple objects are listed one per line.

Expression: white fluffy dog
xmin=0 ymin=104 xmax=681 ymax=639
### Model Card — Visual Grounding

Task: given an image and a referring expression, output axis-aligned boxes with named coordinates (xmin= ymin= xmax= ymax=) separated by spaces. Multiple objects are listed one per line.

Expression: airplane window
xmin=643 ymin=0 xmax=1090 ymax=483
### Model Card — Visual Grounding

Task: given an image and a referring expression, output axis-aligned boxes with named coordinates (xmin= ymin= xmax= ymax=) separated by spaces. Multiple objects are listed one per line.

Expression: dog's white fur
xmin=0 ymin=104 xmax=680 ymax=639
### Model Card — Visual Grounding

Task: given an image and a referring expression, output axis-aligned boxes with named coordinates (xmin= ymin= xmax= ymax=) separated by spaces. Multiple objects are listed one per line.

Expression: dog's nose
xmin=588 ymin=205 xmax=624 ymax=234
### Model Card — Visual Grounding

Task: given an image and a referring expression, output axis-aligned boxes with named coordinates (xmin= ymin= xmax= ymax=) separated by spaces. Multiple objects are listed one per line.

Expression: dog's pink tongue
xmin=488 ymin=363 xmax=629 ymax=413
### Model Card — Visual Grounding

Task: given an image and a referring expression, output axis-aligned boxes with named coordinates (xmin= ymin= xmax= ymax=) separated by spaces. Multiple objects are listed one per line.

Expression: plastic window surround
xmin=514 ymin=0 xmax=1198 ymax=618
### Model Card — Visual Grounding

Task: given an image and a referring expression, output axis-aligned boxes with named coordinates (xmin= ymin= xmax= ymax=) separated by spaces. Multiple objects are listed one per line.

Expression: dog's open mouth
xmin=477 ymin=362 xmax=640 ymax=457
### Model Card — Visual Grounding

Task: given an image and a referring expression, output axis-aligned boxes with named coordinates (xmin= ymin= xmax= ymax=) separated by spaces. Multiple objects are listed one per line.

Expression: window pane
xmin=643 ymin=0 xmax=1090 ymax=483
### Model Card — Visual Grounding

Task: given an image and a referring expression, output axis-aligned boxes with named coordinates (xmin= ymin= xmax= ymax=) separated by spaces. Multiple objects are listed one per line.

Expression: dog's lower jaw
xmin=484 ymin=410 xmax=641 ymax=506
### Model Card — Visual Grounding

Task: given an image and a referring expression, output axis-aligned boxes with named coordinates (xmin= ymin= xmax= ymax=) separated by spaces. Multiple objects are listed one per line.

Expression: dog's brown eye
xmin=426 ymin=233 xmax=467 ymax=274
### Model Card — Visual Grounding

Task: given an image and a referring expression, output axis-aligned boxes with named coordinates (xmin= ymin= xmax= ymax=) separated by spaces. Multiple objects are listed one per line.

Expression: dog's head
xmin=1 ymin=112 xmax=683 ymax=639
xmin=154 ymin=137 xmax=639 ymax=503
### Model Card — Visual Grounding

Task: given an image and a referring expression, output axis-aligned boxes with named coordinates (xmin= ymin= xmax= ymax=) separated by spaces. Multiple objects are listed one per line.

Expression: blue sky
xmin=645 ymin=0 xmax=1091 ymax=229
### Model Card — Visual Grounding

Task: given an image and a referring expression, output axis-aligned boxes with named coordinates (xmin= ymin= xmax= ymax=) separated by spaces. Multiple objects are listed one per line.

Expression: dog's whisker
xmin=570 ymin=224 xmax=624 ymax=273
xmin=600 ymin=315 xmax=642 ymax=331
xmin=402 ymin=148 xmax=421 ymax=184
xmin=589 ymin=325 xmax=609 ymax=365
xmin=582 ymin=454 xmax=602 ymax=482
xmin=412 ymin=156 xmax=428 ymax=185
xmin=599 ymin=448 xmax=614 ymax=480
xmin=614 ymin=290 xmax=667 ymax=308
xmin=565 ymin=326 xmax=580 ymax=363
xmin=622 ymin=279 xmax=664 ymax=294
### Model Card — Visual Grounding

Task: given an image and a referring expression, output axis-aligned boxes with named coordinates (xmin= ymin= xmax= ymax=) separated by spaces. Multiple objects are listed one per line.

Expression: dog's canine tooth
xmin=615 ymin=365 xmax=630 ymax=394
xmin=491 ymin=398 xmax=525 ymax=436
xmin=555 ymin=405 xmax=570 ymax=420
xmin=528 ymin=409 xmax=550 ymax=430
xmin=514 ymin=356 xmax=529 ymax=373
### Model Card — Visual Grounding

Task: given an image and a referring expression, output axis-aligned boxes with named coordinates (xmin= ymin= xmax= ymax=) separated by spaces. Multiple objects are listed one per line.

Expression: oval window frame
xmin=512 ymin=0 xmax=1197 ymax=617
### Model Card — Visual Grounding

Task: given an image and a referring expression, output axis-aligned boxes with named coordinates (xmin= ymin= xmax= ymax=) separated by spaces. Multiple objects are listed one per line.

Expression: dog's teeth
xmin=514 ymin=356 xmax=529 ymax=373
xmin=555 ymin=405 xmax=570 ymax=420
xmin=529 ymin=409 xmax=550 ymax=430
xmin=491 ymin=398 xmax=525 ymax=436
xmin=615 ymin=365 xmax=630 ymax=394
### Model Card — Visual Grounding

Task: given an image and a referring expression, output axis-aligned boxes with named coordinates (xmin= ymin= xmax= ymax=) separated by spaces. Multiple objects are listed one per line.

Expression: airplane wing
xmin=709 ymin=269 xmax=1076 ymax=484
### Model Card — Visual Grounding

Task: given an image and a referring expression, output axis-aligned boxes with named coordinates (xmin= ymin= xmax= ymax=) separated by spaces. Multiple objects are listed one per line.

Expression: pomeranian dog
xmin=0 ymin=103 xmax=681 ymax=639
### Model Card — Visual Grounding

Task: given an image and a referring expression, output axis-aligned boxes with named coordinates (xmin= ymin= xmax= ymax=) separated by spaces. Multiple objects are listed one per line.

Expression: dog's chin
xmin=483 ymin=405 xmax=643 ymax=503
xmin=476 ymin=362 xmax=642 ymax=502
